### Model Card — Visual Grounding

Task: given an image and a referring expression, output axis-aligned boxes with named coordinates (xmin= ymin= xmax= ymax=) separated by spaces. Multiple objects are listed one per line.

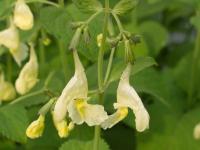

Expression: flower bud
xmin=26 ymin=115 xmax=45 ymax=139
xmin=15 ymin=44 xmax=38 ymax=95
xmin=14 ymin=0 xmax=34 ymax=30
xmin=0 ymin=74 xmax=16 ymax=101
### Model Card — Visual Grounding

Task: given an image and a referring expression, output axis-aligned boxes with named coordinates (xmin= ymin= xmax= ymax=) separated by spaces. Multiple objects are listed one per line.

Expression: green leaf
xmin=0 ymin=105 xmax=28 ymax=143
xmin=39 ymin=7 xmax=72 ymax=41
xmin=0 ymin=0 xmax=14 ymax=19
xmin=72 ymin=0 xmax=102 ymax=13
xmin=113 ymin=0 xmax=138 ymax=15
xmin=139 ymin=21 xmax=168 ymax=56
xmin=109 ymin=57 xmax=157 ymax=83
xmin=59 ymin=138 xmax=110 ymax=150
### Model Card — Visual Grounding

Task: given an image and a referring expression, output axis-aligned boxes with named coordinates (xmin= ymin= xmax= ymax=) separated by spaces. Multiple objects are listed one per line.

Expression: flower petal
xmin=68 ymin=99 xmax=108 ymax=126
xmin=53 ymin=50 xmax=88 ymax=122
xmin=15 ymin=44 xmax=38 ymax=95
xmin=26 ymin=115 xmax=45 ymax=139
xmin=14 ymin=0 xmax=34 ymax=30
xmin=0 ymin=25 xmax=19 ymax=50
xmin=101 ymin=107 xmax=128 ymax=129
xmin=135 ymin=106 xmax=150 ymax=132
xmin=10 ymin=43 xmax=28 ymax=66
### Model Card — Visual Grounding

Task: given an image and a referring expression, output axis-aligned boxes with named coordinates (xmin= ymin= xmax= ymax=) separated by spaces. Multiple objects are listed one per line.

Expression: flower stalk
xmin=94 ymin=0 xmax=110 ymax=150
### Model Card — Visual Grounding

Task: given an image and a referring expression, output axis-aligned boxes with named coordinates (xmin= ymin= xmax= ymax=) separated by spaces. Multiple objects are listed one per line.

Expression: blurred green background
xmin=0 ymin=0 xmax=200 ymax=149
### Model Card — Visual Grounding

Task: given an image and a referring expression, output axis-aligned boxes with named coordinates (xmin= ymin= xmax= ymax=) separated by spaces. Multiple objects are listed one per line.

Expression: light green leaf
xmin=109 ymin=57 xmax=157 ymax=83
xmin=0 ymin=105 xmax=28 ymax=143
xmin=113 ymin=0 xmax=138 ymax=15
xmin=59 ymin=138 xmax=110 ymax=150
xmin=72 ymin=0 xmax=102 ymax=13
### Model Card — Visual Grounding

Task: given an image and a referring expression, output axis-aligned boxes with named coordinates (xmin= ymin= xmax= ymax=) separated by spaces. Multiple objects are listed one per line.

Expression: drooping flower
xmin=26 ymin=115 xmax=45 ymax=139
xmin=14 ymin=0 xmax=34 ymax=30
xmin=101 ymin=63 xmax=150 ymax=132
xmin=15 ymin=43 xmax=38 ymax=95
xmin=194 ymin=123 xmax=200 ymax=140
xmin=0 ymin=73 xmax=16 ymax=102
xmin=0 ymin=22 xmax=28 ymax=66
xmin=53 ymin=50 xmax=108 ymax=128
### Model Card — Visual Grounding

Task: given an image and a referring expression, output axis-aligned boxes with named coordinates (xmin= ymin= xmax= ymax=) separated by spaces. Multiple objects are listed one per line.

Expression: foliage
xmin=0 ymin=0 xmax=200 ymax=149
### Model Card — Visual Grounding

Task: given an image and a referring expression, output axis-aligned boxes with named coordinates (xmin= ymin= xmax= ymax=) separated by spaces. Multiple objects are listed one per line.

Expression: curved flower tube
xmin=15 ymin=43 xmax=38 ymax=95
xmin=101 ymin=63 xmax=150 ymax=132
xmin=53 ymin=50 xmax=108 ymax=128
xmin=14 ymin=0 xmax=34 ymax=30
xmin=0 ymin=73 xmax=16 ymax=102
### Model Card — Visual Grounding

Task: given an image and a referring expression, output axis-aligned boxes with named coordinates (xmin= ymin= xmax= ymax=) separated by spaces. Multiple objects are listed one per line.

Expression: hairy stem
xmin=93 ymin=0 xmax=110 ymax=150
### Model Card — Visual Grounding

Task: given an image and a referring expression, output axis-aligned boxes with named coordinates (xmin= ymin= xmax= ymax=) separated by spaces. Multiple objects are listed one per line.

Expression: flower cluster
xmin=26 ymin=48 xmax=150 ymax=139
xmin=0 ymin=0 xmax=38 ymax=102
xmin=0 ymin=0 xmax=34 ymax=66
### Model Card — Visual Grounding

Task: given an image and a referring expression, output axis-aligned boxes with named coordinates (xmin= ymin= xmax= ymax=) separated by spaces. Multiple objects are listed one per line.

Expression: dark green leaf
xmin=0 ymin=105 xmax=28 ymax=143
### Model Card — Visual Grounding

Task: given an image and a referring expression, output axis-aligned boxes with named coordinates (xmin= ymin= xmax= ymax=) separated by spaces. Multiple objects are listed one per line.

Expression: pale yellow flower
xmin=26 ymin=115 xmax=45 ymax=139
xmin=101 ymin=63 xmax=150 ymax=132
xmin=0 ymin=23 xmax=19 ymax=50
xmin=14 ymin=0 xmax=34 ymax=30
xmin=0 ymin=23 xmax=28 ymax=66
xmin=15 ymin=44 xmax=38 ymax=95
xmin=0 ymin=73 xmax=16 ymax=101
xmin=194 ymin=123 xmax=200 ymax=140
xmin=53 ymin=117 xmax=69 ymax=138
xmin=53 ymin=50 xmax=108 ymax=127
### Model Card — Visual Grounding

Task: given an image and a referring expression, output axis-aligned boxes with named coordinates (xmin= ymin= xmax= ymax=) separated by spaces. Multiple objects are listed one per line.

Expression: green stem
xmin=9 ymin=71 xmax=55 ymax=105
xmin=112 ymin=12 xmax=124 ymax=33
xmin=97 ymin=1 xmax=110 ymax=91
xmin=93 ymin=1 xmax=110 ymax=150
xmin=58 ymin=41 xmax=68 ymax=81
xmin=10 ymin=89 xmax=44 ymax=105
xmin=188 ymin=31 xmax=200 ymax=107
xmin=86 ymin=10 xmax=102 ymax=24
xmin=103 ymin=47 xmax=115 ymax=86
xmin=6 ymin=54 xmax=12 ymax=82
